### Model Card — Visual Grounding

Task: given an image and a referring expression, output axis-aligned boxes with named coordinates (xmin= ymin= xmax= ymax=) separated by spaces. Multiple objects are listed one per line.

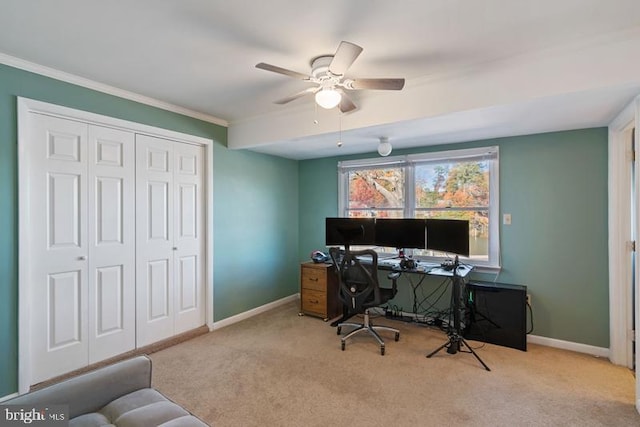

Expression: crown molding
xmin=0 ymin=51 xmax=229 ymax=127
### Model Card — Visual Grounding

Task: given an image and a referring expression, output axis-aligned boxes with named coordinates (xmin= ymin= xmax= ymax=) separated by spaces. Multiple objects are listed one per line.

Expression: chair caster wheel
xmin=341 ymin=341 xmax=345 ymax=351
xmin=381 ymin=346 xmax=385 ymax=356
xmin=337 ymin=327 xmax=341 ymax=335
xmin=395 ymin=332 xmax=400 ymax=341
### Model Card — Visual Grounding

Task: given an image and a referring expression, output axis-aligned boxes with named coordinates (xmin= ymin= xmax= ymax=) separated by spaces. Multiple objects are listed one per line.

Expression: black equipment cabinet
xmin=464 ymin=281 xmax=527 ymax=351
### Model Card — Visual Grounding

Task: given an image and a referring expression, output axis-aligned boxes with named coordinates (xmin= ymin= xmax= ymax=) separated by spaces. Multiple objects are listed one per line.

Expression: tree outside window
xmin=414 ymin=160 xmax=490 ymax=258
xmin=339 ymin=147 xmax=499 ymax=267
xmin=347 ymin=167 xmax=404 ymax=218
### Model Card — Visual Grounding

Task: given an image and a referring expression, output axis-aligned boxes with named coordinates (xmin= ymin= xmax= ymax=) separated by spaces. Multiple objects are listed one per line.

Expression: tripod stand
xmin=426 ymin=257 xmax=491 ymax=371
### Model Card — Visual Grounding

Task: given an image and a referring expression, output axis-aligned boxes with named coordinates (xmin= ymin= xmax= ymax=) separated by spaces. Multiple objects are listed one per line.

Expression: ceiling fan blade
xmin=255 ymin=63 xmax=310 ymax=80
xmin=338 ymin=92 xmax=357 ymax=113
xmin=349 ymin=78 xmax=405 ymax=90
xmin=328 ymin=41 xmax=363 ymax=75
xmin=274 ymin=87 xmax=319 ymax=104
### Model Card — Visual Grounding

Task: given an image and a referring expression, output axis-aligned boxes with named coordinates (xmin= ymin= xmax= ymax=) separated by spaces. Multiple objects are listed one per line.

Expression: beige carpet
xmin=150 ymin=301 xmax=638 ymax=427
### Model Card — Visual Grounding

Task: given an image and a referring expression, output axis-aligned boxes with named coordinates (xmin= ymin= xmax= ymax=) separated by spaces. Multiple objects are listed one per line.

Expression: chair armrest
xmin=387 ymin=271 xmax=400 ymax=295
xmin=4 ymin=356 xmax=152 ymax=419
xmin=387 ymin=271 xmax=401 ymax=281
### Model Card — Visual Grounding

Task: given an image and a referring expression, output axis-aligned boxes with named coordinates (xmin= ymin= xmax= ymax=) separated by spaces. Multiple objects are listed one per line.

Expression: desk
xmin=428 ymin=265 xmax=472 ymax=278
xmin=330 ymin=258 xmax=473 ymax=326
xmin=377 ymin=258 xmax=473 ymax=277
xmin=378 ymin=261 xmax=473 ymax=316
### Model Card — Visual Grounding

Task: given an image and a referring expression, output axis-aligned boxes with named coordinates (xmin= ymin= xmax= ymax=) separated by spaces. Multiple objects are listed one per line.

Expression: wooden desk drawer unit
xmin=300 ymin=262 xmax=340 ymax=321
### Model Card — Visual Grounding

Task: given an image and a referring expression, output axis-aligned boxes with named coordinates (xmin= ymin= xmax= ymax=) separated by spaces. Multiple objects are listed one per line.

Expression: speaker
xmin=464 ymin=281 xmax=527 ymax=351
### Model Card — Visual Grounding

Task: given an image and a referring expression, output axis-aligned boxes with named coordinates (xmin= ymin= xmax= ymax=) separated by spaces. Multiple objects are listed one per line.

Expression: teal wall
xmin=298 ymin=129 xmax=609 ymax=348
xmin=0 ymin=61 xmax=610 ymax=397
xmin=213 ymin=149 xmax=299 ymax=320
xmin=0 ymin=64 xmax=298 ymax=397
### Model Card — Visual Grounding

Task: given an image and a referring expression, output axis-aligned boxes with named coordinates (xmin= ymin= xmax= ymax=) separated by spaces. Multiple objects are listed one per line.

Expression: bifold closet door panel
xmin=135 ymin=134 xmax=176 ymax=346
xmin=173 ymin=143 xmax=205 ymax=334
xmin=22 ymin=101 xmax=208 ymax=388
xmin=87 ymin=125 xmax=136 ymax=363
xmin=28 ymin=114 xmax=90 ymax=384
xmin=135 ymin=135 xmax=205 ymax=345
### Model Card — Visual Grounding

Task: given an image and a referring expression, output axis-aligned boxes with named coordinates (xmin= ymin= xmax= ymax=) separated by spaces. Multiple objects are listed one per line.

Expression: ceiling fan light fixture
xmin=378 ymin=136 xmax=392 ymax=157
xmin=257 ymin=40 xmax=405 ymax=113
xmin=315 ymin=88 xmax=341 ymax=109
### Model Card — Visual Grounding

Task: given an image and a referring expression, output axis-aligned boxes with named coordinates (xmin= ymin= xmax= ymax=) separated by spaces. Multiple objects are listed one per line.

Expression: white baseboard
xmin=375 ymin=308 xmax=610 ymax=359
xmin=527 ymin=334 xmax=609 ymax=358
xmin=211 ymin=300 xmax=610 ymax=359
xmin=0 ymin=392 xmax=18 ymax=402
xmin=212 ymin=294 xmax=299 ymax=330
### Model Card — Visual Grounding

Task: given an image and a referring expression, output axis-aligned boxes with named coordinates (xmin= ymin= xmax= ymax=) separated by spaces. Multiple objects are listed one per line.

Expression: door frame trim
xmin=17 ymin=97 xmax=215 ymax=393
xmin=608 ymin=94 xmax=640 ymax=414
xmin=608 ymin=99 xmax=635 ymax=367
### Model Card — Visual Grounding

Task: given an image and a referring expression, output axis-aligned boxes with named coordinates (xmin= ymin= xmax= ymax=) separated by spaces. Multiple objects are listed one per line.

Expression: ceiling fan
xmin=256 ymin=41 xmax=405 ymax=113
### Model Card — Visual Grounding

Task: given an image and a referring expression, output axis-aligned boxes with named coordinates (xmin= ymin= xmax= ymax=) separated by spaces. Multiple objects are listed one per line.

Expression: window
xmin=338 ymin=147 xmax=499 ymax=267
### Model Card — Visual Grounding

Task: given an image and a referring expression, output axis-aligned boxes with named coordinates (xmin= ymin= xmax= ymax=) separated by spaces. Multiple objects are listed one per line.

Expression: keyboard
xmin=378 ymin=259 xmax=401 ymax=268
xmin=420 ymin=262 xmax=440 ymax=269
xmin=356 ymin=256 xmax=440 ymax=272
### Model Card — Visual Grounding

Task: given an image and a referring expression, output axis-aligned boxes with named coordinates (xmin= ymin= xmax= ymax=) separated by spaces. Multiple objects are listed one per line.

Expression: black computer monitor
xmin=425 ymin=219 xmax=470 ymax=257
xmin=325 ymin=217 xmax=376 ymax=246
xmin=374 ymin=218 xmax=427 ymax=249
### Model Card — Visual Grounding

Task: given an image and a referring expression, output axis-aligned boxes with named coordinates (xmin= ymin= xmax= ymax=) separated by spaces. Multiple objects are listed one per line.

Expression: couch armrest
xmin=5 ymin=356 xmax=152 ymax=419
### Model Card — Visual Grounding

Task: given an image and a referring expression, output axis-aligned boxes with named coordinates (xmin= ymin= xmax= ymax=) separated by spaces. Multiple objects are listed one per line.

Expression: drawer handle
xmin=311 ymin=300 xmax=319 ymax=304
xmin=309 ymin=277 xmax=319 ymax=281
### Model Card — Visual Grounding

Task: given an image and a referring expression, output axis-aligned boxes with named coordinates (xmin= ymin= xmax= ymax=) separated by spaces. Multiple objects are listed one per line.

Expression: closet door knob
xmin=172 ymin=247 xmax=178 ymax=251
xmin=78 ymin=256 xmax=87 ymax=261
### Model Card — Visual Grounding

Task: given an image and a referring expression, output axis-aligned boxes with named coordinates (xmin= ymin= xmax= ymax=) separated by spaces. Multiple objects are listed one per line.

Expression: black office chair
xmin=329 ymin=247 xmax=401 ymax=355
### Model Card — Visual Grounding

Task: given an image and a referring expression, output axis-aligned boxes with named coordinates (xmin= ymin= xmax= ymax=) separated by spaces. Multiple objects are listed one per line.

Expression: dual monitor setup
xmin=325 ymin=217 xmax=470 ymax=258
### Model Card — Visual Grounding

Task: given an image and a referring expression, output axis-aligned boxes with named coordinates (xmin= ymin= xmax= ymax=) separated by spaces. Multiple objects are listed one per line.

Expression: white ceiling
xmin=1 ymin=0 xmax=640 ymax=159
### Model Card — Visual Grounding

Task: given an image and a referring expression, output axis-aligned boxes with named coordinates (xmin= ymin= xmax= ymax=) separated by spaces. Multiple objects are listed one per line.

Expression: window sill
xmin=469 ymin=265 xmax=501 ymax=274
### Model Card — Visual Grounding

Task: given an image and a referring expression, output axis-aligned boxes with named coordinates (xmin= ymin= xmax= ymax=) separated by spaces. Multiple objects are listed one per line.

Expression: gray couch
xmin=3 ymin=355 xmax=208 ymax=426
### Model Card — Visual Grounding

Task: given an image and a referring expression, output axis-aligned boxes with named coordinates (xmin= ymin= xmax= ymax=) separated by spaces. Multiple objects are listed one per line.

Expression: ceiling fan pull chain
xmin=337 ymin=110 xmax=343 ymax=148
xmin=313 ymin=102 xmax=318 ymax=125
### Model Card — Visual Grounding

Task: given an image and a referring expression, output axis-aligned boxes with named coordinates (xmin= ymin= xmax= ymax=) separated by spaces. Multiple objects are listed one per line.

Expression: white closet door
xmin=87 ymin=126 xmax=136 ymax=363
xmin=20 ymin=99 xmax=211 ymax=390
xmin=28 ymin=114 xmax=89 ymax=383
xmin=173 ymin=143 xmax=205 ymax=333
xmin=136 ymin=134 xmax=175 ymax=346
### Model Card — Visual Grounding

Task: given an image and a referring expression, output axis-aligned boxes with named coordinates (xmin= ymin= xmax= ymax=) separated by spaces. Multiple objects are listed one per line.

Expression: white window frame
xmin=338 ymin=146 xmax=500 ymax=268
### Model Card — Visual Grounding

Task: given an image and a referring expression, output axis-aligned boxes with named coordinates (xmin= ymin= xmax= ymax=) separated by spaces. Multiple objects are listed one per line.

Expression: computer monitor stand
xmin=426 ymin=256 xmax=491 ymax=371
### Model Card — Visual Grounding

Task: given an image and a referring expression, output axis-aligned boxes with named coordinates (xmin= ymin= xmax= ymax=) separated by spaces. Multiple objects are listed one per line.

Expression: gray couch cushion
xmin=3 ymin=356 xmax=208 ymax=426
xmin=113 ymin=401 xmax=188 ymax=427
xmin=69 ymin=412 xmax=114 ymax=426
xmin=66 ymin=388 xmax=208 ymax=427
xmin=7 ymin=356 xmax=152 ymax=419
xmin=99 ymin=389 xmax=169 ymax=421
